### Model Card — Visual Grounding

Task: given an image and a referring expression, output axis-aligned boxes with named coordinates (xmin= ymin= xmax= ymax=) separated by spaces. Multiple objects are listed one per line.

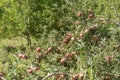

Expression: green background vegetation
xmin=0 ymin=0 xmax=120 ymax=80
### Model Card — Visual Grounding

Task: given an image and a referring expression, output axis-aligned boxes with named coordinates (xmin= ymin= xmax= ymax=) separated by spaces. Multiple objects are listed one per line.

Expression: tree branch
xmin=109 ymin=19 xmax=120 ymax=27
xmin=42 ymin=72 xmax=69 ymax=80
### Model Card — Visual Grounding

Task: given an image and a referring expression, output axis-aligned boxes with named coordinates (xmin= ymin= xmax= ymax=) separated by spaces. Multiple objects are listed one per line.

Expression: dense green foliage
xmin=0 ymin=0 xmax=120 ymax=80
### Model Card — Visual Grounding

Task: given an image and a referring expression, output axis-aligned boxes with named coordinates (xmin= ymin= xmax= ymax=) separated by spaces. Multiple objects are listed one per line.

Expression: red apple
xmin=71 ymin=37 xmax=76 ymax=42
xmin=35 ymin=47 xmax=41 ymax=52
xmin=22 ymin=54 xmax=27 ymax=59
xmin=33 ymin=66 xmax=39 ymax=71
xmin=106 ymin=55 xmax=114 ymax=62
xmin=56 ymin=75 xmax=61 ymax=80
xmin=18 ymin=54 xmax=27 ymax=59
xmin=60 ymin=58 xmax=66 ymax=64
xmin=27 ymin=69 xmax=33 ymax=74
xmin=57 ymin=47 xmax=62 ymax=51
xmin=71 ymin=74 xmax=79 ymax=80
xmin=77 ymin=12 xmax=82 ymax=17
xmin=79 ymin=33 xmax=84 ymax=39
xmin=88 ymin=13 xmax=94 ymax=19
xmin=79 ymin=73 xmax=84 ymax=79
xmin=63 ymin=38 xmax=69 ymax=44
xmin=61 ymin=74 xmax=65 ymax=78
xmin=66 ymin=33 xmax=72 ymax=37
xmin=0 ymin=72 xmax=4 ymax=77
xmin=45 ymin=47 xmax=52 ymax=54
xmin=18 ymin=54 xmax=23 ymax=58
xmin=65 ymin=53 xmax=73 ymax=58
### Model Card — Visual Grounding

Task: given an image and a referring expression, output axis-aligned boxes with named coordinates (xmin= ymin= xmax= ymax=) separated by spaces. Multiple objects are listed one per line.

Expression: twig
xmin=92 ymin=18 xmax=120 ymax=27
xmin=42 ymin=72 xmax=69 ymax=80
xmin=109 ymin=19 xmax=120 ymax=27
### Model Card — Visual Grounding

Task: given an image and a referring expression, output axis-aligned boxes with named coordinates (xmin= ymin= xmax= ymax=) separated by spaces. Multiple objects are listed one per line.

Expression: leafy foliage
xmin=0 ymin=0 xmax=120 ymax=80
